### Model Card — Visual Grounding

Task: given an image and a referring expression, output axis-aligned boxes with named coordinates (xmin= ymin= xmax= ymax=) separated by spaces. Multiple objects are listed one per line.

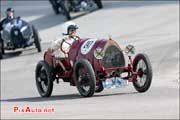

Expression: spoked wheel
xmin=95 ymin=82 xmax=104 ymax=93
xmin=133 ymin=53 xmax=153 ymax=92
xmin=49 ymin=0 xmax=61 ymax=14
xmin=52 ymin=5 xmax=60 ymax=14
xmin=0 ymin=40 xmax=5 ymax=59
xmin=0 ymin=51 xmax=2 ymax=59
xmin=59 ymin=1 xmax=71 ymax=20
xmin=74 ymin=59 xmax=96 ymax=97
xmin=94 ymin=0 xmax=103 ymax=9
xmin=35 ymin=60 xmax=54 ymax=97
xmin=32 ymin=25 xmax=42 ymax=52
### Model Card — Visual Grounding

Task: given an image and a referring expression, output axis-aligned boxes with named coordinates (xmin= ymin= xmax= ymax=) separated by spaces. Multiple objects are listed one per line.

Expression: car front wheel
xmin=133 ymin=53 xmax=153 ymax=92
xmin=74 ymin=59 xmax=96 ymax=97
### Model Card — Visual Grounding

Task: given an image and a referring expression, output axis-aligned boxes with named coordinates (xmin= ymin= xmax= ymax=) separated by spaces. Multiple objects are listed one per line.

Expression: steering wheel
xmin=60 ymin=36 xmax=80 ymax=54
xmin=60 ymin=39 xmax=71 ymax=54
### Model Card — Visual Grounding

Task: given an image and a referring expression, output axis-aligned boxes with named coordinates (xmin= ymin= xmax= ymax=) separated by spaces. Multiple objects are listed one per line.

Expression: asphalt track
xmin=0 ymin=1 xmax=179 ymax=119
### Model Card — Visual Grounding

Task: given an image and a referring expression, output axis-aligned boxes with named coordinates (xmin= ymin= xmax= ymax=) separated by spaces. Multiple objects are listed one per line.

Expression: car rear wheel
xmin=133 ymin=53 xmax=152 ymax=92
xmin=32 ymin=25 xmax=42 ymax=52
xmin=35 ymin=60 xmax=54 ymax=97
xmin=74 ymin=59 xmax=96 ymax=97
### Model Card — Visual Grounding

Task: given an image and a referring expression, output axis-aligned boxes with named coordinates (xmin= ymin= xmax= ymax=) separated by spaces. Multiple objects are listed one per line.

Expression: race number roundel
xmin=94 ymin=47 xmax=104 ymax=59
xmin=81 ymin=39 xmax=97 ymax=55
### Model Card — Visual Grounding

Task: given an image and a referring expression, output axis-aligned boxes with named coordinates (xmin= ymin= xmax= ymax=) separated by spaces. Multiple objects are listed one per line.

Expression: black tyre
xmin=49 ymin=0 xmax=60 ymax=14
xmin=0 ymin=51 xmax=2 ymax=59
xmin=32 ymin=25 xmax=42 ymax=52
xmin=0 ymin=40 xmax=4 ymax=59
xmin=133 ymin=53 xmax=153 ymax=92
xmin=74 ymin=59 xmax=96 ymax=97
xmin=94 ymin=0 xmax=103 ymax=9
xmin=53 ymin=5 xmax=60 ymax=14
xmin=35 ymin=60 xmax=54 ymax=97
xmin=0 ymin=39 xmax=5 ymax=53
xmin=95 ymin=82 xmax=104 ymax=93
xmin=59 ymin=1 xmax=71 ymax=20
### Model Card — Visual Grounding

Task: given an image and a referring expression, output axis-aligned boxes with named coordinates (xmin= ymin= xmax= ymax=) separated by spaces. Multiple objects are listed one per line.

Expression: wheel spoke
xmin=41 ymin=81 xmax=47 ymax=92
xmin=140 ymin=60 xmax=144 ymax=69
xmin=142 ymin=61 xmax=147 ymax=71
xmin=142 ymin=74 xmax=147 ymax=85
xmin=40 ymin=72 xmax=46 ymax=79
xmin=138 ymin=74 xmax=147 ymax=86
xmin=143 ymin=69 xmax=148 ymax=75
xmin=139 ymin=76 xmax=143 ymax=86
xmin=78 ymin=68 xmax=90 ymax=93
xmin=37 ymin=77 xmax=41 ymax=82
xmin=139 ymin=60 xmax=142 ymax=68
xmin=136 ymin=76 xmax=141 ymax=86
xmin=136 ymin=62 xmax=140 ymax=71
xmin=78 ymin=75 xmax=82 ymax=82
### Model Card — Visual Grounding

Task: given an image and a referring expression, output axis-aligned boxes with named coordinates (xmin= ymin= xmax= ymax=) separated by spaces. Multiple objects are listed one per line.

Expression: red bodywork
xmin=43 ymin=38 xmax=137 ymax=86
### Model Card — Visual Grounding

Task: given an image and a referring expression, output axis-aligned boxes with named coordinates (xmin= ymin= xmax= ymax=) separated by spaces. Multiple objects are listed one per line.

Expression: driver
xmin=51 ymin=23 xmax=79 ymax=58
xmin=50 ymin=22 xmax=79 ymax=71
xmin=0 ymin=8 xmax=15 ymax=32
xmin=0 ymin=7 xmax=15 ymax=52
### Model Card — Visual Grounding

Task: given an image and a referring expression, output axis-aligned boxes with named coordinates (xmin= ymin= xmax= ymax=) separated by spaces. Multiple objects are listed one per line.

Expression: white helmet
xmin=62 ymin=21 xmax=78 ymax=35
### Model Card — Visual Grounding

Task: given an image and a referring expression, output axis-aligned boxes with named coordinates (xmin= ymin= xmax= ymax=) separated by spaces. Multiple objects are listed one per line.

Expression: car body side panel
xmin=44 ymin=38 xmax=125 ymax=86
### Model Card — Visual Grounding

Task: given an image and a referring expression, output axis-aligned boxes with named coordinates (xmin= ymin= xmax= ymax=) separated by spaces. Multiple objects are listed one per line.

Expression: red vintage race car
xmin=35 ymin=37 xmax=153 ymax=97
